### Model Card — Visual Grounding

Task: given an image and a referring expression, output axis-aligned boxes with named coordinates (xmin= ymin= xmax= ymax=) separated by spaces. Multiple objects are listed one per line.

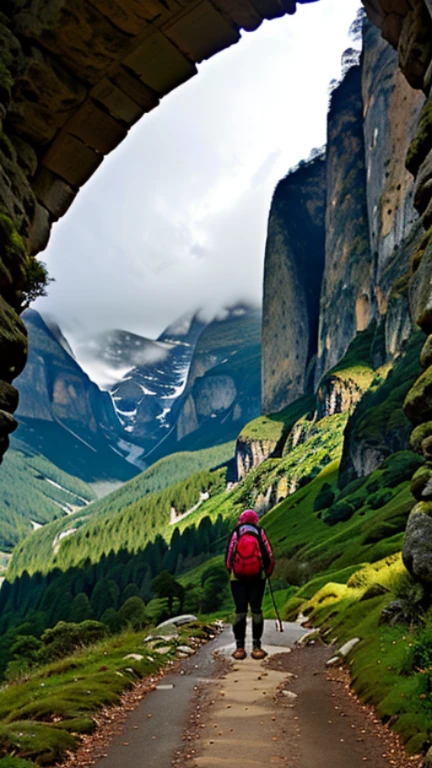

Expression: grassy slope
xmin=238 ymin=394 xmax=315 ymax=443
xmin=0 ymin=624 xmax=207 ymax=765
xmin=0 ymin=443 xmax=96 ymax=551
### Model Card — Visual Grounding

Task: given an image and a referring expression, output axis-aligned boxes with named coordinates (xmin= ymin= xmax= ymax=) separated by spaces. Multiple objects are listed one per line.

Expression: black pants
xmin=231 ymin=579 xmax=266 ymax=648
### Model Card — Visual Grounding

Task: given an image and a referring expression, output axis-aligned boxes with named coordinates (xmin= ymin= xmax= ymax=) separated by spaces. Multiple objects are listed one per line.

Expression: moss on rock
xmin=406 ymin=99 xmax=432 ymax=176
xmin=0 ymin=296 xmax=27 ymax=382
xmin=404 ymin=365 xmax=432 ymax=425
xmin=411 ymin=465 xmax=432 ymax=501
xmin=410 ymin=421 xmax=432 ymax=453
xmin=0 ymin=208 xmax=50 ymax=312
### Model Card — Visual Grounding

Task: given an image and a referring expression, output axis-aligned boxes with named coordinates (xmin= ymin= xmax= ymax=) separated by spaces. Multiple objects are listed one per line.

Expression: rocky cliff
xmin=314 ymin=65 xmax=373 ymax=385
xmin=160 ymin=306 xmax=262 ymax=456
xmin=263 ymin=22 xmax=425 ymax=419
xmin=262 ymin=155 xmax=326 ymax=414
xmin=14 ymin=310 xmax=137 ymax=482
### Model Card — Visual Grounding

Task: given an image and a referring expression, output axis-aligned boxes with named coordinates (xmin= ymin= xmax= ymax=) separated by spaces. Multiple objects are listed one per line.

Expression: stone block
xmin=64 ymin=99 xmax=128 ymax=154
xmin=0 ymin=297 xmax=27 ymax=382
xmin=424 ymin=745 xmax=432 ymax=768
xmin=0 ymin=409 xmax=17 ymax=436
xmin=9 ymin=45 xmax=86 ymax=147
xmin=422 ymin=434 xmax=432 ymax=460
xmin=42 ymin=134 xmax=103 ymax=188
xmin=87 ymin=0 xmax=150 ymax=35
xmin=409 ymin=238 xmax=432 ymax=331
xmin=424 ymin=57 xmax=432 ymax=96
xmin=423 ymin=196 xmax=432 ymax=229
xmin=91 ymin=78 xmax=143 ymax=125
xmin=14 ymin=0 xmax=132 ymax=86
xmin=163 ymin=0 xmax=239 ymax=62
xmin=404 ymin=365 xmax=432 ymax=424
xmin=124 ymin=28 xmax=197 ymax=95
xmin=420 ymin=335 xmax=432 ymax=369
xmin=362 ymin=0 xmax=385 ymax=28
xmin=28 ymin=203 xmax=50 ymax=256
xmin=210 ymin=0 xmax=263 ymax=32
xmin=382 ymin=13 xmax=404 ymax=48
xmin=410 ymin=421 xmax=432 ymax=453
xmin=411 ymin=465 xmax=432 ymax=500
xmin=398 ymin=4 xmax=432 ymax=89
xmin=414 ymin=150 xmax=432 ymax=213
xmin=381 ymin=0 xmax=410 ymax=13
xmin=33 ymin=168 xmax=77 ymax=221
xmin=250 ymin=0 xmax=285 ymax=19
xmin=10 ymin=137 xmax=38 ymax=178
xmin=0 ymin=381 xmax=19 ymax=414
xmin=113 ymin=68 xmax=159 ymax=111
xmin=403 ymin=503 xmax=432 ymax=582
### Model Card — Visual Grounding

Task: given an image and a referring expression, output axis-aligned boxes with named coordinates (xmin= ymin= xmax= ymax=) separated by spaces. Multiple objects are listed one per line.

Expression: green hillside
xmin=6 ymin=441 xmax=235 ymax=578
xmin=0 ymin=441 xmax=96 ymax=551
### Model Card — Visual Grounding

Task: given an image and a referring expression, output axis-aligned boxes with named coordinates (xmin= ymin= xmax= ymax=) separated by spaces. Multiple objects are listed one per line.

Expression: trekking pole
xmin=267 ymin=578 xmax=284 ymax=633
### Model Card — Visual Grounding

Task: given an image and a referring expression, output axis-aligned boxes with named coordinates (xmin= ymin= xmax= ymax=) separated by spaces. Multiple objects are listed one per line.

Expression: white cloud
xmin=35 ymin=0 xmax=361 ymax=343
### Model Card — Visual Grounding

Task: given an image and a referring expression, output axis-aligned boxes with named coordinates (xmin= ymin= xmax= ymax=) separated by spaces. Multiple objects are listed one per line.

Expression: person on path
xmin=225 ymin=509 xmax=275 ymax=660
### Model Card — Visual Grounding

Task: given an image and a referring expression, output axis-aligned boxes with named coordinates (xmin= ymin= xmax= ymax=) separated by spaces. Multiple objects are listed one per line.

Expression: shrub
xmin=403 ymin=626 xmax=432 ymax=701
xmin=324 ymin=500 xmax=355 ymax=526
xmin=313 ymin=483 xmax=335 ymax=512
xmin=381 ymin=451 xmax=424 ymax=488
xmin=117 ymin=597 xmax=148 ymax=631
xmin=368 ymin=488 xmax=394 ymax=510
xmin=40 ymin=620 xmax=107 ymax=661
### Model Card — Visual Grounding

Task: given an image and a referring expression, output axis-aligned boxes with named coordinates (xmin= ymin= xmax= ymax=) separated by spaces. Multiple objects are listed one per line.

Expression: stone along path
xmin=91 ymin=622 xmax=421 ymax=768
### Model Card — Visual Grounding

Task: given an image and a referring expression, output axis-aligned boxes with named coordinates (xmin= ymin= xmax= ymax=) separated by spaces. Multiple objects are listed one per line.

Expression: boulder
xmin=403 ymin=503 xmax=432 ymax=582
xmin=379 ymin=599 xmax=406 ymax=626
xmin=410 ymin=421 xmax=432 ymax=453
xmin=424 ymin=746 xmax=432 ymax=768
xmin=157 ymin=614 xmax=197 ymax=629
xmin=177 ymin=645 xmax=195 ymax=655
xmin=420 ymin=336 xmax=432 ymax=369
xmin=411 ymin=465 xmax=432 ymax=500
xmin=337 ymin=638 xmax=360 ymax=658
xmin=404 ymin=366 xmax=432 ymax=425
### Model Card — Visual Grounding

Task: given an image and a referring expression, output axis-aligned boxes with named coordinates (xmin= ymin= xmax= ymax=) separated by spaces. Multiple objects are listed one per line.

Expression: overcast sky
xmin=35 ymin=0 xmax=361 ymax=345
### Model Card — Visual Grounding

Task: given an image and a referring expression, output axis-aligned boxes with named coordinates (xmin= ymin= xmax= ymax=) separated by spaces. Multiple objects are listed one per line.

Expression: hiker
xmin=225 ymin=509 xmax=274 ymax=660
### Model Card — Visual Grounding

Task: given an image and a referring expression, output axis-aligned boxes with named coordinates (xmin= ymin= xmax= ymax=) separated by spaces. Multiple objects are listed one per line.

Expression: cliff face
xmin=262 ymin=23 xmax=425 ymax=419
xmin=262 ymin=156 xmax=326 ymax=414
xmin=362 ymin=23 xmax=425 ymax=355
xmin=172 ymin=307 xmax=262 ymax=451
xmin=314 ymin=65 xmax=373 ymax=386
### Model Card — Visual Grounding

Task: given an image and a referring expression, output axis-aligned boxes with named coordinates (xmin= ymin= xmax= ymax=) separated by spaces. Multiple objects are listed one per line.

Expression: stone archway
xmin=0 ymin=0 xmax=432 ymax=473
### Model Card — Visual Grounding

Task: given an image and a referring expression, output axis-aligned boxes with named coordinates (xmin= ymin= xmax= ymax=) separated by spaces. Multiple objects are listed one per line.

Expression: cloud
xmin=35 ymin=0 xmax=361 ymax=344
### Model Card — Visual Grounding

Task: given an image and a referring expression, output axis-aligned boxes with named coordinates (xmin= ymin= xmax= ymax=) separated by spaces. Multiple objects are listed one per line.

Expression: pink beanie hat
xmin=239 ymin=509 xmax=259 ymax=525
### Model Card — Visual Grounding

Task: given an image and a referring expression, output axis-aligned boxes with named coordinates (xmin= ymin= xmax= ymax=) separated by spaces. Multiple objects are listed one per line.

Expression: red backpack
xmin=232 ymin=525 xmax=264 ymax=579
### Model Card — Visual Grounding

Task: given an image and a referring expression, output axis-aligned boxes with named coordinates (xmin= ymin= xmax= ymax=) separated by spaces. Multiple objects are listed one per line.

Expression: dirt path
xmin=83 ymin=622 xmax=422 ymax=768
xmin=184 ymin=625 xmax=423 ymax=768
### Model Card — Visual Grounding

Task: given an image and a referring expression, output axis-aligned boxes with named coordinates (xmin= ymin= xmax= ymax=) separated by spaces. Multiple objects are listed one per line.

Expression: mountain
xmin=150 ymin=306 xmax=262 ymax=458
xmin=13 ymin=310 xmax=138 ymax=483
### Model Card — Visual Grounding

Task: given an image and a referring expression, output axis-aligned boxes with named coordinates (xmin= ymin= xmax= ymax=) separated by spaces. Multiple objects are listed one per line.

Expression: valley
xmin=1 ymin=4 xmax=432 ymax=768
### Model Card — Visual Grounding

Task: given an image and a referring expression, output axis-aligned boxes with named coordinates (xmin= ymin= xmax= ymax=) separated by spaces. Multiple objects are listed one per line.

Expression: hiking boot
xmin=232 ymin=648 xmax=247 ymax=660
xmin=251 ymin=647 xmax=268 ymax=660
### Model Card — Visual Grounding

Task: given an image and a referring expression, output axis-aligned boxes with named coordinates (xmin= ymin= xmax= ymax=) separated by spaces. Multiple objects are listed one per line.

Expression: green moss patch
xmin=239 ymin=395 xmax=314 ymax=445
